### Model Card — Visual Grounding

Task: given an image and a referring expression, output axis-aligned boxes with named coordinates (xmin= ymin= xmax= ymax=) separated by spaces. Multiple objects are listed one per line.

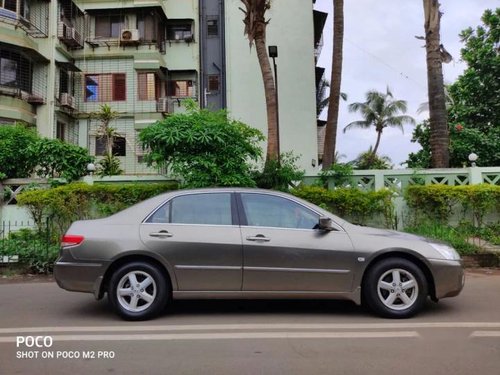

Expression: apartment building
xmin=0 ymin=0 xmax=326 ymax=175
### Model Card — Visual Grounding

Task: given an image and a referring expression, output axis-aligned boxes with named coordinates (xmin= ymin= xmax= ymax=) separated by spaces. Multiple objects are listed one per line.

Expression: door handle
xmin=246 ymin=235 xmax=270 ymax=242
xmin=149 ymin=231 xmax=173 ymax=238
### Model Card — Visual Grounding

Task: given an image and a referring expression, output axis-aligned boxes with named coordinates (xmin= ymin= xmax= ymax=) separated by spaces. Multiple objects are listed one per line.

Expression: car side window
xmin=146 ymin=201 xmax=171 ymax=223
xmin=240 ymin=193 xmax=319 ymax=229
xmin=169 ymin=193 xmax=232 ymax=225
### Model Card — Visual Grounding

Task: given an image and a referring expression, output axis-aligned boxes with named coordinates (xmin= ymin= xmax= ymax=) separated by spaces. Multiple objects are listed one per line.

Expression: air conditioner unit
xmin=183 ymin=33 xmax=193 ymax=43
xmin=66 ymin=27 xmax=83 ymax=46
xmin=60 ymin=93 xmax=75 ymax=109
xmin=156 ymin=98 xmax=172 ymax=113
xmin=120 ymin=29 xmax=140 ymax=45
xmin=57 ymin=23 xmax=83 ymax=47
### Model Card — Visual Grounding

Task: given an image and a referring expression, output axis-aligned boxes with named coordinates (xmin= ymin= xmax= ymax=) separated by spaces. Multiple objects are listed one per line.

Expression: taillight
xmin=61 ymin=235 xmax=85 ymax=247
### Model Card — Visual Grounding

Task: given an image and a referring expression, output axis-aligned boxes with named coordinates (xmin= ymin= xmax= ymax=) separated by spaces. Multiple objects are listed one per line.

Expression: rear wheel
xmin=363 ymin=258 xmax=428 ymax=319
xmin=108 ymin=262 xmax=169 ymax=321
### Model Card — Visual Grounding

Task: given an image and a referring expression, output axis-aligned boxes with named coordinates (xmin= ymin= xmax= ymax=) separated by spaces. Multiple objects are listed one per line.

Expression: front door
xmin=238 ymin=193 xmax=355 ymax=293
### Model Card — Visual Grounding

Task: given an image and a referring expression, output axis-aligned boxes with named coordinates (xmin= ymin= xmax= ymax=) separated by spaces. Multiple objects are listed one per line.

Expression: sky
xmin=314 ymin=0 xmax=497 ymax=167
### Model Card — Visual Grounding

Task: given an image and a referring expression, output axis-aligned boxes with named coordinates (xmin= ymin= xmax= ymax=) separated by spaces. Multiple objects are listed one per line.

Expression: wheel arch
xmin=98 ymin=253 xmax=175 ymax=300
xmin=361 ymin=250 xmax=437 ymax=301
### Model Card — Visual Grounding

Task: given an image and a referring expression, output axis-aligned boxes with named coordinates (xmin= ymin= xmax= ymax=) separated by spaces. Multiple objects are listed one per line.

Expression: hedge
xmin=405 ymin=184 xmax=500 ymax=227
xmin=291 ymin=186 xmax=395 ymax=228
xmin=16 ymin=182 xmax=178 ymax=239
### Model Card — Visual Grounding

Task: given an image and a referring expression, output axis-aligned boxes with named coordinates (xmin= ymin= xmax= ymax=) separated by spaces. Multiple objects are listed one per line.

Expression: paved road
xmin=0 ymin=269 xmax=499 ymax=374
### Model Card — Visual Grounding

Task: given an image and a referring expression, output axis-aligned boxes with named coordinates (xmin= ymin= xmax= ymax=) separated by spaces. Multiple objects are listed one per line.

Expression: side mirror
xmin=318 ymin=216 xmax=335 ymax=231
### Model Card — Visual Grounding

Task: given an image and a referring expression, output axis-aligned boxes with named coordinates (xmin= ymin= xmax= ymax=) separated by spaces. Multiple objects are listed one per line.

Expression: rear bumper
xmin=428 ymin=259 xmax=465 ymax=299
xmin=54 ymin=254 xmax=108 ymax=297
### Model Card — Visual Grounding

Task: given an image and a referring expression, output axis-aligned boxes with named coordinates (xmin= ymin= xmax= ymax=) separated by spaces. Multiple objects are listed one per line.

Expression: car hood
xmin=345 ymin=223 xmax=431 ymax=243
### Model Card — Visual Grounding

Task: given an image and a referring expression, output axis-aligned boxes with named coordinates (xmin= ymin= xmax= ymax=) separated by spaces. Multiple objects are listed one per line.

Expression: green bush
xmin=17 ymin=182 xmax=178 ymax=239
xmin=139 ymin=102 xmax=264 ymax=188
xmin=405 ymin=184 xmax=500 ymax=226
xmin=0 ymin=229 xmax=59 ymax=274
xmin=252 ymin=152 xmax=304 ymax=191
xmin=291 ymin=186 xmax=394 ymax=227
xmin=404 ymin=221 xmax=479 ymax=255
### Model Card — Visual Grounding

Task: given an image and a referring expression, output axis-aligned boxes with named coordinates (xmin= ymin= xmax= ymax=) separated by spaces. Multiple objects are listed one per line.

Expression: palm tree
xmin=422 ymin=0 xmax=450 ymax=167
xmin=240 ymin=0 xmax=278 ymax=161
xmin=316 ymin=78 xmax=347 ymax=117
xmin=344 ymin=88 xmax=415 ymax=165
xmin=322 ymin=0 xmax=344 ymax=170
xmin=92 ymin=104 xmax=123 ymax=176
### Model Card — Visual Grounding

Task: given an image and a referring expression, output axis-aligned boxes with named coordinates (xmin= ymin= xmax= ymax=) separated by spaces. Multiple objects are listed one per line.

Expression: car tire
xmin=362 ymin=258 xmax=428 ymax=319
xmin=108 ymin=261 xmax=170 ymax=321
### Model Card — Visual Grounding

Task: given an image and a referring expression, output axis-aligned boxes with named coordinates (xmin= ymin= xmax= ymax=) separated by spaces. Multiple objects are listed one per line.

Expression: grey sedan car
xmin=55 ymin=188 xmax=464 ymax=320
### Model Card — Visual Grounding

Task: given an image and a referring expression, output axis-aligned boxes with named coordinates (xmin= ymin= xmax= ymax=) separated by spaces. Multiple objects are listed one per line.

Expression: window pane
xmin=99 ymin=74 xmax=113 ymax=102
xmin=171 ymin=194 xmax=232 ymax=225
xmin=113 ymin=136 xmax=126 ymax=156
xmin=207 ymin=18 xmax=218 ymax=37
xmin=167 ymin=80 xmax=193 ymax=97
xmin=110 ymin=16 xmax=122 ymax=38
xmin=95 ymin=16 xmax=109 ymax=38
xmin=113 ymin=73 xmax=126 ymax=101
xmin=208 ymin=75 xmax=219 ymax=92
xmin=146 ymin=202 xmax=170 ymax=223
xmin=241 ymin=194 xmax=318 ymax=229
xmin=138 ymin=72 xmax=156 ymax=101
xmin=0 ymin=58 xmax=17 ymax=86
xmin=167 ymin=23 xmax=192 ymax=40
xmin=85 ymin=75 xmax=98 ymax=101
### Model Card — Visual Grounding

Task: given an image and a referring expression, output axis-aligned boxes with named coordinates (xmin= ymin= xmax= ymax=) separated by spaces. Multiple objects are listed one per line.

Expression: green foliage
xmin=408 ymin=9 xmax=500 ymax=167
xmin=352 ymin=148 xmax=392 ymax=170
xmin=98 ymin=154 xmax=123 ymax=177
xmin=0 ymin=125 xmax=38 ymax=178
xmin=0 ymin=228 xmax=59 ymax=274
xmin=139 ymin=104 xmax=265 ymax=188
xmin=404 ymin=221 xmax=479 ymax=255
xmin=0 ymin=124 xmax=93 ymax=181
xmin=405 ymin=184 xmax=500 ymax=226
xmin=252 ymin=152 xmax=304 ymax=191
xmin=29 ymin=138 xmax=93 ymax=182
xmin=16 ymin=182 xmax=178 ymax=238
xmin=407 ymin=121 xmax=500 ymax=168
xmin=318 ymin=163 xmax=353 ymax=188
xmin=448 ymin=8 xmax=499 ymax=133
xmin=291 ymin=186 xmax=394 ymax=227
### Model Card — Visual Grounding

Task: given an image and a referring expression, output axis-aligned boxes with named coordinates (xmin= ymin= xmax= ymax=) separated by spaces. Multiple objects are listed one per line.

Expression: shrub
xmin=17 ymin=182 xmax=178 ymax=238
xmin=405 ymin=184 xmax=500 ymax=227
xmin=252 ymin=152 xmax=304 ymax=191
xmin=0 ymin=228 xmax=59 ymax=274
xmin=0 ymin=125 xmax=38 ymax=178
xmin=139 ymin=102 xmax=264 ymax=188
xmin=291 ymin=186 xmax=394 ymax=227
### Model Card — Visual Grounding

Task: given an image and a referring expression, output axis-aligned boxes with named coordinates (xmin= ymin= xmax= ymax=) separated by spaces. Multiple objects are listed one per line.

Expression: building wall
xmin=224 ymin=0 xmax=318 ymax=174
xmin=1 ymin=0 xmax=319 ymax=176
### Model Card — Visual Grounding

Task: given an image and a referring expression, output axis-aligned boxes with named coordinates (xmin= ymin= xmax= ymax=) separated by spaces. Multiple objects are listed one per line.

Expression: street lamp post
xmin=268 ymin=45 xmax=280 ymax=162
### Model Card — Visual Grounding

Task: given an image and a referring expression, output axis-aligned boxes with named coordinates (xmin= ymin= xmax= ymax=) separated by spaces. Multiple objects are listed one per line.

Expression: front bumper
xmin=428 ymin=258 xmax=465 ymax=299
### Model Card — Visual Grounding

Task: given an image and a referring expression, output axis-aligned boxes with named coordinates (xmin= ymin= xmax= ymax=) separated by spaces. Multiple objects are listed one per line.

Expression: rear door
xmin=139 ymin=192 xmax=243 ymax=291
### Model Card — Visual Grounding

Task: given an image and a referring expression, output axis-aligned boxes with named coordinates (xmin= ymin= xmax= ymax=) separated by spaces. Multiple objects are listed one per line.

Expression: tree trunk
xmin=423 ymin=0 xmax=450 ymax=168
xmin=255 ymin=37 xmax=278 ymax=161
xmin=323 ymin=0 xmax=344 ymax=170
xmin=372 ymin=129 xmax=382 ymax=157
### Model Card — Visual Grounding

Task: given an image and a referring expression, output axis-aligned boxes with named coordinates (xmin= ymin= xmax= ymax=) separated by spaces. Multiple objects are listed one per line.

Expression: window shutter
xmin=113 ymin=74 xmax=126 ymax=101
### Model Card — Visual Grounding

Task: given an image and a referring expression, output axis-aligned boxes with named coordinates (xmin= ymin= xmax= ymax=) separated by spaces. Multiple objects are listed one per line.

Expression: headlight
xmin=429 ymin=243 xmax=460 ymax=260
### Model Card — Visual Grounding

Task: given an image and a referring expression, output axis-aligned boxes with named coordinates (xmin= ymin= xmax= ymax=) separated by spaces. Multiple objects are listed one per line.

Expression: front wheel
xmin=362 ymin=258 xmax=428 ymax=319
xmin=108 ymin=262 xmax=169 ymax=321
